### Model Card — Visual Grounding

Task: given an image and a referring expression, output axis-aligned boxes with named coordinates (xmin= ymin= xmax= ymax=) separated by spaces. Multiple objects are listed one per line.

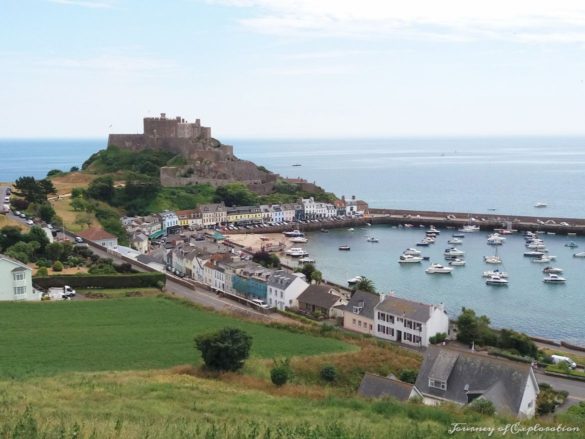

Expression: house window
xmin=14 ymin=286 xmax=26 ymax=295
xmin=378 ymin=312 xmax=385 ymax=322
xmin=528 ymin=401 xmax=533 ymax=408
xmin=429 ymin=379 xmax=446 ymax=390
xmin=13 ymin=272 xmax=25 ymax=281
xmin=358 ymin=321 xmax=362 ymax=327
xmin=353 ymin=319 xmax=356 ymax=325
xmin=369 ymin=324 xmax=372 ymax=330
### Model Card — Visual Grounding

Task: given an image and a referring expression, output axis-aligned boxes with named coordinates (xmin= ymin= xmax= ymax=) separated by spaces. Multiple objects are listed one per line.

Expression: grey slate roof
xmin=414 ymin=346 xmax=534 ymax=416
xmin=344 ymin=290 xmax=380 ymax=320
xmin=375 ymin=295 xmax=432 ymax=323
xmin=358 ymin=373 xmax=414 ymax=401
xmin=297 ymin=285 xmax=341 ymax=309
xmin=267 ymin=270 xmax=299 ymax=289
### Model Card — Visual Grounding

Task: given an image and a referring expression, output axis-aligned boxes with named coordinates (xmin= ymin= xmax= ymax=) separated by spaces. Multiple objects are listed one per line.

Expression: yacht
xmin=486 ymin=275 xmax=509 ymax=286
xmin=339 ymin=245 xmax=351 ymax=251
xmin=427 ymin=226 xmax=440 ymax=235
xmin=289 ymin=236 xmax=308 ymax=243
xmin=484 ymin=255 xmax=502 ymax=265
xmin=573 ymin=252 xmax=585 ymax=258
xmin=366 ymin=237 xmax=379 ymax=243
xmin=452 ymin=233 xmax=465 ymax=238
xmin=482 ymin=270 xmax=508 ymax=278
xmin=487 ymin=233 xmax=506 ymax=246
xmin=543 ymin=266 xmax=563 ymax=274
xmin=534 ymin=202 xmax=548 ymax=208
xmin=416 ymin=240 xmax=430 ymax=247
xmin=283 ymin=230 xmax=304 ymax=237
xmin=298 ymin=257 xmax=315 ymax=264
xmin=449 ymin=258 xmax=466 ymax=266
xmin=543 ymin=274 xmax=566 ymax=284
xmin=447 ymin=238 xmax=463 ymax=245
xmin=565 ymin=242 xmax=578 ymax=248
xmin=524 ymin=251 xmax=545 ymax=257
xmin=459 ymin=225 xmax=480 ymax=233
xmin=348 ymin=228 xmax=355 ymax=232
xmin=532 ymin=255 xmax=553 ymax=263
xmin=444 ymin=248 xmax=465 ymax=257
xmin=403 ymin=248 xmax=422 ymax=256
xmin=347 ymin=275 xmax=364 ymax=285
xmin=320 ymin=228 xmax=329 ymax=233
xmin=285 ymin=247 xmax=308 ymax=257
xmin=398 ymin=255 xmax=423 ymax=264
xmin=425 ymin=263 xmax=454 ymax=274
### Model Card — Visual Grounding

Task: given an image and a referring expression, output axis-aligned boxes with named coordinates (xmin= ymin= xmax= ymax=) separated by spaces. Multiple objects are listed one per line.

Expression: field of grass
xmin=48 ymin=172 xmax=96 ymax=195
xmin=0 ymin=214 xmax=23 ymax=229
xmin=0 ymin=297 xmax=352 ymax=379
xmin=49 ymin=197 xmax=100 ymax=232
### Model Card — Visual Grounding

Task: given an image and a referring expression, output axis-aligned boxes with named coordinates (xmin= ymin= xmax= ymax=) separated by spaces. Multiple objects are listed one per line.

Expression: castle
xmin=107 ymin=113 xmax=277 ymax=193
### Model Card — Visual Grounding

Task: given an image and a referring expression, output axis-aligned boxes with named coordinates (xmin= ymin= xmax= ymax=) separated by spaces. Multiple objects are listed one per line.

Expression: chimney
xmin=160 ymin=113 xmax=166 ymax=119
xmin=352 ymin=195 xmax=356 ymax=200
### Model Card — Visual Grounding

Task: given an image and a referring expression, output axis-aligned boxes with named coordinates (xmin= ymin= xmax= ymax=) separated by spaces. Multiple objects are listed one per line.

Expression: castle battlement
xmin=143 ymin=113 xmax=211 ymax=140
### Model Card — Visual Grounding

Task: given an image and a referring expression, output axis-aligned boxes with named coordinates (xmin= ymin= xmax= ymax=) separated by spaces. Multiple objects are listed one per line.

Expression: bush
xmin=33 ymin=272 xmax=165 ymax=289
xmin=52 ymin=261 xmax=64 ymax=272
xmin=320 ymin=365 xmax=337 ymax=382
xmin=270 ymin=358 xmax=292 ymax=387
xmin=429 ymin=332 xmax=447 ymax=345
xmin=468 ymin=398 xmax=495 ymax=416
xmin=36 ymin=267 xmax=48 ymax=277
xmin=399 ymin=369 xmax=418 ymax=384
xmin=194 ymin=327 xmax=252 ymax=372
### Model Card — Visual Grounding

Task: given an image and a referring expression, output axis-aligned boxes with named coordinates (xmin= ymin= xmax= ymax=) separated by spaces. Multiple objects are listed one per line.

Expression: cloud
xmin=209 ymin=0 xmax=585 ymax=43
xmin=35 ymin=54 xmax=177 ymax=73
xmin=48 ymin=0 xmax=114 ymax=9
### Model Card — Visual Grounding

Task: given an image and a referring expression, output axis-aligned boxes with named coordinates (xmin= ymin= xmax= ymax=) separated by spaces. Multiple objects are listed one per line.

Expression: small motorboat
xmin=347 ymin=275 xmax=364 ymax=285
xmin=482 ymin=270 xmax=508 ymax=278
xmin=532 ymin=256 xmax=553 ymax=263
xmin=425 ymin=263 xmax=453 ymax=274
xmin=459 ymin=225 xmax=480 ymax=233
xmin=449 ymin=258 xmax=466 ymax=266
xmin=366 ymin=237 xmax=379 ymax=243
xmin=285 ymin=247 xmax=309 ymax=257
xmin=347 ymin=228 xmax=354 ymax=232
xmin=290 ymin=236 xmax=308 ymax=243
xmin=444 ymin=248 xmax=465 ymax=257
xmin=427 ymin=226 xmax=440 ymax=235
xmin=534 ymin=202 xmax=548 ymax=208
xmin=320 ymin=228 xmax=329 ymax=233
xmin=298 ymin=257 xmax=315 ymax=264
xmin=573 ymin=252 xmax=585 ymax=258
xmin=543 ymin=274 xmax=566 ymax=284
xmin=452 ymin=233 xmax=465 ymax=238
xmin=283 ymin=230 xmax=304 ymax=237
xmin=543 ymin=266 xmax=563 ymax=274
xmin=565 ymin=242 xmax=578 ymax=248
xmin=484 ymin=255 xmax=502 ymax=264
xmin=524 ymin=251 xmax=545 ymax=257
xmin=447 ymin=238 xmax=463 ymax=245
xmin=486 ymin=275 xmax=509 ymax=286
xmin=339 ymin=245 xmax=351 ymax=251
xmin=416 ymin=241 xmax=430 ymax=247
xmin=403 ymin=248 xmax=422 ymax=256
xmin=399 ymin=255 xmax=423 ymax=264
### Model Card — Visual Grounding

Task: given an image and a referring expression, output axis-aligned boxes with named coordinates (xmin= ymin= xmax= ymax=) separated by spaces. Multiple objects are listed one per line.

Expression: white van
xmin=550 ymin=354 xmax=577 ymax=369
xmin=251 ymin=299 xmax=269 ymax=309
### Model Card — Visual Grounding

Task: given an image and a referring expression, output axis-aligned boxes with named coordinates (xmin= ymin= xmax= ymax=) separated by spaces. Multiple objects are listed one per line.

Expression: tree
xmin=74 ymin=212 xmax=93 ymax=229
xmin=311 ymin=269 xmax=323 ymax=284
xmin=86 ymin=176 xmax=114 ymax=202
xmin=46 ymin=169 xmax=63 ymax=177
xmin=70 ymin=166 xmax=79 ymax=172
xmin=36 ymin=267 xmax=48 ymax=276
xmin=71 ymin=187 xmax=85 ymax=199
xmin=252 ymin=250 xmax=280 ymax=268
xmin=52 ymin=261 xmax=64 ymax=272
xmin=27 ymin=226 xmax=50 ymax=255
xmin=45 ymin=242 xmax=64 ymax=262
xmin=320 ymin=365 xmax=337 ymax=382
xmin=298 ymin=263 xmax=316 ymax=281
xmin=0 ymin=226 xmax=24 ymax=251
xmin=270 ymin=358 xmax=292 ymax=387
xmin=195 ymin=327 xmax=252 ymax=372
xmin=214 ymin=183 xmax=258 ymax=207
xmin=38 ymin=203 xmax=56 ymax=223
xmin=354 ymin=277 xmax=376 ymax=293
xmin=70 ymin=197 xmax=87 ymax=212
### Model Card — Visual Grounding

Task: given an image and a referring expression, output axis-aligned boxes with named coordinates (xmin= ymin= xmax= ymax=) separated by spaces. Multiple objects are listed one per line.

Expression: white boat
xmin=425 ymin=263 xmax=453 ymax=274
xmin=366 ymin=237 xmax=379 ymax=243
xmin=524 ymin=251 xmax=545 ymax=257
xmin=543 ymin=266 xmax=563 ymax=274
xmin=574 ymin=252 xmax=585 ymax=258
xmin=339 ymin=245 xmax=351 ymax=251
xmin=444 ymin=248 xmax=465 ymax=257
xmin=486 ymin=275 xmax=509 ymax=286
xmin=565 ymin=242 xmax=579 ymax=248
xmin=347 ymin=275 xmax=364 ymax=285
xmin=283 ymin=230 xmax=304 ymax=237
xmin=526 ymin=243 xmax=546 ymax=250
xmin=348 ymin=228 xmax=355 ymax=232
xmin=487 ymin=233 xmax=506 ymax=246
xmin=532 ymin=255 xmax=556 ymax=263
xmin=543 ymin=274 xmax=566 ymax=283
xmin=484 ymin=255 xmax=502 ymax=265
xmin=399 ymin=255 xmax=423 ymax=264
xmin=289 ymin=236 xmax=308 ymax=243
xmin=403 ymin=248 xmax=422 ymax=256
xmin=459 ymin=225 xmax=480 ymax=233
xmin=447 ymin=238 xmax=463 ymax=245
xmin=285 ymin=247 xmax=308 ymax=257
xmin=427 ymin=226 xmax=440 ymax=235
xmin=482 ymin=270 xmax=508 ymax=278
xmin=452 ymin=233 xmax=465 ymax=238
xmin=449 ymin=258 xmax=466 ymax=266
xmin=298 ymin=257 xmax=315 ymax=264
xmin=534 ymin=202 xmax=548 ymax=208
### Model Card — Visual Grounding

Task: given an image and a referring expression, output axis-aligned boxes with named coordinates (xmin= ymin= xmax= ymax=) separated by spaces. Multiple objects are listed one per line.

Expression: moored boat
xmin=444 ymin=247 xmax=465 ymax=257
xmin=486 ymin=275 xmax=509 ymax=286
xmin=339 ymin=245 xmax=351 ymax=251
xmin=573 ymin=252 xmax=585 ymax=258
xmin=565 ymin=242 xmax=578 ymax=248
xmin=347 ymin=275 xmax=364 ymax=285
xmin=459 ymin=225 xmax=480 ymax=233
xmin=543 ymin=266 xmax=563 ymax=274
xmin=543 ymin=274 xmax=566 ymax=284
xmin=425 ymin=263 xmax=453 ymax=274
xmin=449 ymin=258 xmax=466 ymax=266
xmin=366 ymin=237 xmax=379 ymax=243
xmin=298 ymin=257 xmax=315 ymax=264
xmin=403 ymin=248 xmax=422 ymax=256
xmin=482 ymin=270 xmax=508 ymax=278
xmin=484 ymin=255 xmax=502 ymax=264
xmin=289 ymin=236 xmax=308 ymax=243
xmin=398 ymin=255 xmax=423 ymax=264
xmin=285 ymin=247 xmax=308 ymax=257
xmin=447 ymin=238 xmax=463 ymax=245
xmin=283 ymin=230 xmax=304 ymax=237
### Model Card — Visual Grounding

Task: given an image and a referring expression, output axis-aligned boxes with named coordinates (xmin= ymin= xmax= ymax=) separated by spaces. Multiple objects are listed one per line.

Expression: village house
xmin=199 ymin=203 xmax=227 ymax=227
xmin=231 ymin=263 xmax=274 ymax=301
xmin=130 ymin=231 xmax=149 ymax=254
xmin=296 ymin=285 xmax=347 ymax=318
xmin=176 ymin=209 xmax=203 ymax=230
xmin=266 ymin=270 xmax=309 ymax=310
xmin=412 ymin=346 xmax=540 ymax=418
xmin=157 ymin=211 xmax=180 ymax=235
xmin=341 ymin=195 xmax=369 ymax=217
xmin=77 ymin=227 xmax=118 ymax=248
xmin=342 ymin=290 xmax=382 ymax=335
xmin=226 ymin=205 xmax=262 ymax=225
xmin=0 ymin=255 xmax=41 ymax=301
xmin=374 ymin=294 xmax=449 ymax=347
xmin=281 ymin=204 xmax=297 ymax=222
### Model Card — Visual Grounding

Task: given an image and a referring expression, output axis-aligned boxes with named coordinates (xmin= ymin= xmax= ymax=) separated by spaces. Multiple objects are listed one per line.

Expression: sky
xmin=2 ymin=0 xmax=585 ymax=138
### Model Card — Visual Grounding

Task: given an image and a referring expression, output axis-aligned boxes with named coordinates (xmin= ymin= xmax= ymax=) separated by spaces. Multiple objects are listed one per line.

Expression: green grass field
xmin=0 ymin=297 xmax=352 ymax=378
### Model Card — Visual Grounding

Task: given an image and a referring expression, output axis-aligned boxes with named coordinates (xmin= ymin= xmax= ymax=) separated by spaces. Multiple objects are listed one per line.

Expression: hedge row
xmin=33 ymin=272 xmax=165 ymax=289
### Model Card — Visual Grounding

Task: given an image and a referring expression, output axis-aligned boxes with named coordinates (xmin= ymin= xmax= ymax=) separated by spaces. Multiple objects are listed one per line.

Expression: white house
xmin=130 ymin=231 xmax=149 ymax=254
xmin=199 ymin=203 xmax=227 ymax=227
xmin=77 ymin=227 xmax=118 ymax=249
xmin=158 ymin=211 xmax=179 ymax=234
xmin=0 ymin=255 xmax=41 ymax=301
xmin=266 ymin=270 xmax=309 ymax=310
xmin=281 ymin=204 xmax=297 ymax=222
xmin=412 ymin=346 xmax=539 ymax=418
xmin=374 ymin=294 xmax=449 ymax=347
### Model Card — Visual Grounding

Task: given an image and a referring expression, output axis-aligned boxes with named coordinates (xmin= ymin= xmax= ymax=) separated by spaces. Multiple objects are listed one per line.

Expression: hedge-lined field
xmin=0 ymin=297 xmax=352 ymax=378
xmin=33 ymin=272 xmax=165 ymax=289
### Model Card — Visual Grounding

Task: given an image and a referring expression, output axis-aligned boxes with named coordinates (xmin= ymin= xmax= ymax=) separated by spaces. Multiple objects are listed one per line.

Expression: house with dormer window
xmin=373 ymin=294 xmax=449 ymax=347
xmin=412 ymin=346 xmax=539 ymax=418
xmin=342 ymin=290 xmax=381 ymax=335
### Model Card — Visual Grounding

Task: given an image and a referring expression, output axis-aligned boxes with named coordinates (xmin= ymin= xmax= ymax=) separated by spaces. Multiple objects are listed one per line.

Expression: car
xmin=15 ymin=211 xmax=21 ymax=216
xmin=26 ymin=219 xmax=34 ymax=225
xmin=46 ymin=224 xmax=53 ymax=229
xmin=74 ymin=236 xmax=84 ymax=243
xmin=19 ymin=213 xmax=26 ymax=218
xmin=560 ymin=222 xmax=570 ymax=226
xmin=251 ymin=299 xmax=269 ymax=309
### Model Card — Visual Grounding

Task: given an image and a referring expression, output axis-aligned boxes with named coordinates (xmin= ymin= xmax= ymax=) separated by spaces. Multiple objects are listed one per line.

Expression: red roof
xmin=77 ymin=227 xmax=117 ymax=241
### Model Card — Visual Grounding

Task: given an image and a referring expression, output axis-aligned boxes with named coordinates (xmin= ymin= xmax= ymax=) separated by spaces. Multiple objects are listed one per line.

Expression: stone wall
xmin=107 ymin=134 xmax=146 ymax=151
xmin=160 ymin=167 xmax=276 ymax=194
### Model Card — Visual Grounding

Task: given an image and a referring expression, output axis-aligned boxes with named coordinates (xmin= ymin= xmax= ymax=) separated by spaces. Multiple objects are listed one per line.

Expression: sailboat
xmin=484 ymin=245 xmax=502 ymax=264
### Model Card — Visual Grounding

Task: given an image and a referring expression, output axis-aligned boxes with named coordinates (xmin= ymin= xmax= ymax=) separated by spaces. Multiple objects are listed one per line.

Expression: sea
xmin=1 ymin=137 xmax=585 ymax=342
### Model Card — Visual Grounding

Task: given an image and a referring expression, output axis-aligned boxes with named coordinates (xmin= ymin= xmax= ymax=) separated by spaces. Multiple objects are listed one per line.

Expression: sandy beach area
xmin=227 ymin=233 xmax=289 ymax=253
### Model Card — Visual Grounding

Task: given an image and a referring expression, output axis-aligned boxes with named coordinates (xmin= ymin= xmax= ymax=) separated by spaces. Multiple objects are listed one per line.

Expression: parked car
xmin=550 ymin=355 xmax=577 ymax=369
xmin=74 ymin=236 xmax=84 ymax=243
xmin=251 ymin=299 xmax=269 ymax=309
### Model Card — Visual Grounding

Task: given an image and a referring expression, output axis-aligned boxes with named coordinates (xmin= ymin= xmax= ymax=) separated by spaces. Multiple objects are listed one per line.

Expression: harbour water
xmin=303 ymin=226 xmax=585 ymax=344
xmin=2 ymin=137 xmax=585 ymax=342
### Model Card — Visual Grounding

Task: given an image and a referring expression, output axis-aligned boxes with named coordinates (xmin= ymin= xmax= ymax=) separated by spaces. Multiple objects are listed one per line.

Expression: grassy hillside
xmin=0 ymin=297 xmax=352 ymax=379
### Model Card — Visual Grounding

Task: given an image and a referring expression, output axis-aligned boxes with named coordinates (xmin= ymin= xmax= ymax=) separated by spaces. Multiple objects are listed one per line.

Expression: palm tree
xmin=354 ymin=277 xmax=376 ymax=293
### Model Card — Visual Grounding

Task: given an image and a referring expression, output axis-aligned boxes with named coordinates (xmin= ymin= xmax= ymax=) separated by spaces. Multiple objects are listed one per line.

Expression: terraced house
xmin=226 ymin=205 xmax=262 ymax=225
xmin=199 ymin=203 xmax=227 ymax=227
xmin=176 ymin=209 xmax=203 ymax=229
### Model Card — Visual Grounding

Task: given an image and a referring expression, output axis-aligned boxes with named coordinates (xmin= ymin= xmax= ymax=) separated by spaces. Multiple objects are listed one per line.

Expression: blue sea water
xmin=1 ymin=136 xmax=585 ymax=341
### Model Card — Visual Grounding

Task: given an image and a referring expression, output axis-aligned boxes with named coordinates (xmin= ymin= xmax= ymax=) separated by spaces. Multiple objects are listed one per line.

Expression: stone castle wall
xmin=160 ymin=167 xmax=276 ymax=194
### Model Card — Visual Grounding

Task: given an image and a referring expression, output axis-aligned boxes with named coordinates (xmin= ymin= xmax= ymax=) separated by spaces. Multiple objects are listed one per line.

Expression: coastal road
xmin=536 ymin=372 xmax=585 ymax=411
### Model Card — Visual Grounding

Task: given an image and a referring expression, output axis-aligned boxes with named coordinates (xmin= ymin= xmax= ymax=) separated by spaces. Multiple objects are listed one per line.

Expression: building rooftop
xmin=77 ymin=227 xmax=117 ymax=242
xmin=297 ymin=285 xmax=342 ymax=309
xmin=344 ymin=290 xmax=381 ymax=320
xmin=357 ymin=373 xmax=414 ymax=401
xmin=376 ymin=294 xmax=438 ymax=323
xmin=267 ymin=270 xmax=305 ymax=289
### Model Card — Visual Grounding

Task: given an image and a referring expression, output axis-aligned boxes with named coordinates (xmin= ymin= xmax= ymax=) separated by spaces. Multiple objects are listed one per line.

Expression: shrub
xmin=52 ymin=261 xmax=64 ymax=272
xmin=429 ymin=332 xmax=447 ymax=345
xmin=33 ymin=272 xmax=165 ymax=289
xmin=36 ymin=267 xmax=48 ymax=276
xmin=320 ymin=365 xmax=337 ymax=382
xmin=271 ymin=358 xmax=292 ymax=387
xmin=468 ymin=398 xmax=495 ymax=416
xmin=399 ymin=369 xmax=418 ymax=384
xmin=194 ymin=327 xmax=252 ymax=372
